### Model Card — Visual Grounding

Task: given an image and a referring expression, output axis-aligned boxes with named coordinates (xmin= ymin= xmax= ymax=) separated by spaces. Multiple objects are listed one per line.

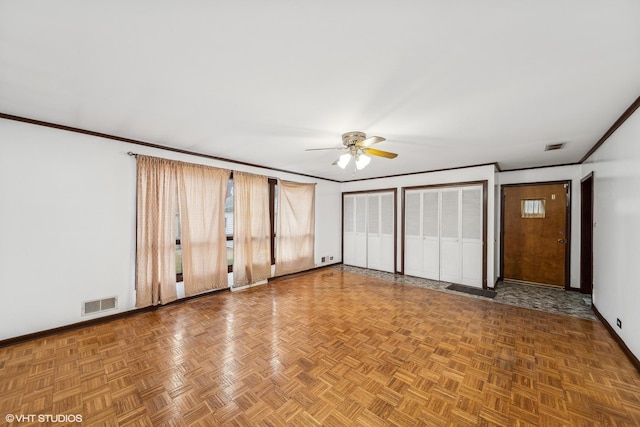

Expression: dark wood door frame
xmin=500 ymin=180 xmax=572 ymax=290
xmin=580 ymin=173 xmax=594 ymax=295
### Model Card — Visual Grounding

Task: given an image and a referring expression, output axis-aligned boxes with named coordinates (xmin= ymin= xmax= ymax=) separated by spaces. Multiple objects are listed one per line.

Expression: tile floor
xmin=333 ymin=265 xmax=596 ymax=321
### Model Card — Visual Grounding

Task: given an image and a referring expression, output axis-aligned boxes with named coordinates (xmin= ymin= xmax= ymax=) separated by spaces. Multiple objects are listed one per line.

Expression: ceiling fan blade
xmin=305 ymin=147 xmax=343 ymax=151
xmin=358 ymin=136 xmax=385 ymax=147
xmin=362 ymin=147 xmax=398 ymax=159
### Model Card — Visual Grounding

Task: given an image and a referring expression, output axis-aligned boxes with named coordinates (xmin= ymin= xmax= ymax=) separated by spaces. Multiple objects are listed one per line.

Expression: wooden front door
xmin=502 ymin=183 xmax=569 ymax=287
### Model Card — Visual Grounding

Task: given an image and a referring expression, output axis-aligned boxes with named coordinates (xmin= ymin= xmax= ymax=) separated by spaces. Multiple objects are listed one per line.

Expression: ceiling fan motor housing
xmin=342 ymin=131 xmax=366 ymax=147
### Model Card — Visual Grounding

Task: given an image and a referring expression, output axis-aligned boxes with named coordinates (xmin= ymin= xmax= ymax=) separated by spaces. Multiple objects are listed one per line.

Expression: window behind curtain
xmin=135 ymin=156 xmax=178 ymax=307
xmin=176 ymin=163 xmax=230 ymax=295
xmin=275 ymin=180 xmax=315 ymax=276
xmin=176 ymin=177 xmax=277 ymax=281
xmin=175 ymin=177 xmax=231 ymax=282
xmin=233 ymin=172 xmax=271 ymax=286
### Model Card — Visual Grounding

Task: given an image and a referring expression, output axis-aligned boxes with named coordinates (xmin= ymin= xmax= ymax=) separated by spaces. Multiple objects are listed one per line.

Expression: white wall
xmin=0 ymin=118 xmax=342 ymax=340
xmin=582 ymin=107 xmax=640 ymax=360
xmin=341 ymin=164 xmax=497 ymax=287
xmin=5 ymin=113 xmax=638 ymax=363
xmin=496 ymin=165 xmax=583 ymax=289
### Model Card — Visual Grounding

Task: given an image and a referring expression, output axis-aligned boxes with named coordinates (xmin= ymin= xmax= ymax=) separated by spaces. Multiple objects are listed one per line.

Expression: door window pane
xmin=521 ymin=199 xmax=545 ymax=218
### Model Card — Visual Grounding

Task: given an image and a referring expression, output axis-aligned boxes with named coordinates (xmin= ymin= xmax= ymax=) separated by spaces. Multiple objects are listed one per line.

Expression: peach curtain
xmin=135 ymin=156 xmax=178 ymax=308
xmin=177 ymin=163 xmax=231 ymax=295
xmin=275 ymin=180 xmax=315 ymax=276
xmin=233 ymin=172 xmax=271 ymax=287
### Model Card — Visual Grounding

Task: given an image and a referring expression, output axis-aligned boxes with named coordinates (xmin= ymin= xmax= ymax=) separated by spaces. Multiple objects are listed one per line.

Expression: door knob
xmin=558 ymin=239 xmax=565 ymax=244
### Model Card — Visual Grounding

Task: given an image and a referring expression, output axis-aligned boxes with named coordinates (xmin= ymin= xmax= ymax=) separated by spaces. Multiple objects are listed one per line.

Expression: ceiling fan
xmin=305 ymin=131 xmax=398 ymax=170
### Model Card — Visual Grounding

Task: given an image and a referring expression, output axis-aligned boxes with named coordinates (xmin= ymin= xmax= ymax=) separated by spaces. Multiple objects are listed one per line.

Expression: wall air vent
xmin=545 ymin=142 xmax=566 ymax=151
xmin=82 ymin=297 xmax=118 ymax=316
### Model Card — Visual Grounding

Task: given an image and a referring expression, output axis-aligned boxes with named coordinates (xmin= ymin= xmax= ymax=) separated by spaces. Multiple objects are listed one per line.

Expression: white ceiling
xmin=1 ymin=1 xmax=639 ymax=181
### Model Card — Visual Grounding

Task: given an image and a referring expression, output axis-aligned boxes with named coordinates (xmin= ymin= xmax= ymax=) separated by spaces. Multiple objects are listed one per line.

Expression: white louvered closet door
xmin=344 ymin=192 xmax=395 ymax=272
xmin=353 ymin=195 xmax=368 ymax=268
xmin=343 ymin=195 xmax=357 ymax=266
xmin=421 ymin=190 xmax=440 ymax=280
xmin=461 ymin=187 xmax=483 ymax=286
xmin=367 ymin=193 xmax=394 ymax=272
xmin=403 ymin=184 xmax=483 ymax=287
xmin=379 ymin=193 xmax=395 ymax=272
xmin=367 ymin=195 xmax=381 ymax=270
xmin=439 ymin=189 xmax=461 ymax=283
xmin=403 ymin=191 xmax=423 ymax=276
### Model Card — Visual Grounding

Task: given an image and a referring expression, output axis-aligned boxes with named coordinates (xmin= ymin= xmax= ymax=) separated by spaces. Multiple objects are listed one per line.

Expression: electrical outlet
xmin=330 ymin=256 xmax=333 ymax=260
xmin=616 ymin=318 xmax=622 ymax=329
xmin=321 ymin=256 xmax=326 ymax=262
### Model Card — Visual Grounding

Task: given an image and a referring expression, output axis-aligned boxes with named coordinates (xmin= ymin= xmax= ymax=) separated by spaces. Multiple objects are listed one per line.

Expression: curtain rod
xmin=127 ymin=152 xmax=287 ymax=182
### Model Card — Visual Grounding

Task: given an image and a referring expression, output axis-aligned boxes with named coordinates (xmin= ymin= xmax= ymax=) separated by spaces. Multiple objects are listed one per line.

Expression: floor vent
xmin=82 ymin=297 xmax=117 ymax=316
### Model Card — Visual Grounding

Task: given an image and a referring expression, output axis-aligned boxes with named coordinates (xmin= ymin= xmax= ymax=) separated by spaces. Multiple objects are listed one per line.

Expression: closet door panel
xmin=462 ymin=187 xmax=482 ymax=241
xmin=352 ymin=235 xmax=367 ymax=267
xmin=422 ymin=190 xmax=440 ymax=280
xmin=440 ymin=189 xmax=461 ymax=283
xmin=422 ymin=242 xmax=440 ymax=280
xmin=403 ymin=184 xmax=484 ymax=286
xmin=462 ymin=243 xmax=482 ymax=286
xmin=380 ymin=235 xmax=395 ymax=272
xmin=343 ymin=195 xmax=357 ymax=266
xmin=379 ymin=193 xmax=395 ymax=272
xmin=353 ymin=196 xmax=368 ymax=267
xmin=367 ymin=195 xmax=382 ymax=270
xmin=367 ymin=238 xmax=382 ymax=270
xmin=404 ymin=238 xmax=422 ymax=276
xmin=343 ymin=234 xmax=356 ymax=266
xmin=404 ymin=191 xmax=422 ymax=275
xmin=461 ymin=187 xmax=483 ymax=286
xmin=440 ymin=241 xmax=461 ymax=282
xmin=344 ymin=191 xmax=396 ymax=272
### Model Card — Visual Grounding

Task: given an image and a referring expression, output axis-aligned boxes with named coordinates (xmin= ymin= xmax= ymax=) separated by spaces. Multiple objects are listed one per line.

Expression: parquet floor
xmin=1 ymin=269 xmax=640 ymax=426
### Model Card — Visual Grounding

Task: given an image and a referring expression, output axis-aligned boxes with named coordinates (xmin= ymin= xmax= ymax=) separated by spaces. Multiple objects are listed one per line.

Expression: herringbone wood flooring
xmin=1 ymin=269 xmax=639 ymax=426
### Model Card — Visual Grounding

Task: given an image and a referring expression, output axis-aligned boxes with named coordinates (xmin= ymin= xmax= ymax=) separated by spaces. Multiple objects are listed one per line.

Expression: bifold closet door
xmin=403 ymin=185 xmax=483 ymax=286
xmin=343 ymin=195 xmax=364 ymax=267
xmin=461 ymin=187 xmax=483 ymax=286
xmin=403 ymin=191 xmax=423 ymax=277
xmin=343 ymin=192 xmax=395 ymax=272
xmin=367 ymin=193 xmax=394 ymax=273
xmin=380 ymin=193 xmax=395 ymax=273
xmin=404 ymin=190 xmax=440 ymax=280
xmin=343 ymin=195 xmax=356 ymax=266
xmin=421 ymin=191 xmax=440 ymax=280
xmin=439 ymin=189 xmax=461 ymax=283
xmin=343 ymin=194 xmax=368 ymax=268
xmin=353 ymin=196 xmax=368 ymax=268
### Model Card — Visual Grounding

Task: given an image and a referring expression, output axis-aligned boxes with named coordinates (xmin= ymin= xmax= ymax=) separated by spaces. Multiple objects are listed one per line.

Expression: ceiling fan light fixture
xmin=310 ymin=131 xmax=397 ymax=170
xmin=337 ymin=152 xmax=352 ymax=169
xmin=355 ymin=154 xmax=371 ymax=170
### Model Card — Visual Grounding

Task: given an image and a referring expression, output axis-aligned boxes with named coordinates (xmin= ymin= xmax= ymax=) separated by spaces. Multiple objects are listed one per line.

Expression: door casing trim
xmin=500 ymin=180 xmax=572 ymax=290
